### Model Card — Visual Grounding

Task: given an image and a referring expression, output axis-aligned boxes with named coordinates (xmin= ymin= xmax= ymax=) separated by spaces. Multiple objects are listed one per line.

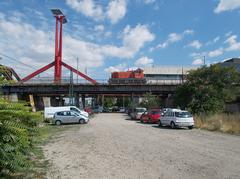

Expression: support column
xmin=75 ymin=93 xmax=80 ymax=107
xmin=29 ymin=94 xmax=36 ymax=112
xmin=81 ymin=94 xmax=85 ymax=108
xmin=102 ymin=95 xmax=105 ymax=107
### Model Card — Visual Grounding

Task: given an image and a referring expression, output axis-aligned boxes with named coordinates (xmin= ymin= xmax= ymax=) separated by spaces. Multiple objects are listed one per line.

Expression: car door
xmin=161 ymin=111 xmax=168 ymax=125
xmin=70 ymin=111 xmax=79 ymax=123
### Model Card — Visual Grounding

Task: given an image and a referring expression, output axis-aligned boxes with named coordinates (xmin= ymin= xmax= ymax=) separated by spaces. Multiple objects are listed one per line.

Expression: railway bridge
xmin=2 ymin=83 xmax=178 ymax=111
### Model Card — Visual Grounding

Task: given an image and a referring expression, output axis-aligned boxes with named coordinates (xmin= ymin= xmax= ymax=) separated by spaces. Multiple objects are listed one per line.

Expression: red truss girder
xmin=20 ymin=61 xmax=97 ymax=84
xmin=62 ymin=62 xmax=97 ymax=84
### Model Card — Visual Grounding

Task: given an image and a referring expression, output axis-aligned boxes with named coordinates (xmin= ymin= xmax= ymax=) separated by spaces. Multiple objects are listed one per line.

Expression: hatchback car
xmin=53 ymin=110 xmax=89 ymax=125
xmin=140 ymin=108 xmax=161 ymax=123
xmin=159 ymin=109 xmax=194 ymax=129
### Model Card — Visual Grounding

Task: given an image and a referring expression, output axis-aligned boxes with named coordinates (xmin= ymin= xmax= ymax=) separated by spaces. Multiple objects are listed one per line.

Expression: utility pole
xmin=69 ymin=70 xmax=74 ymax=105
xmin=77 ymin=57 xmax=79 ymax=84
xmin=203 ymin=56 xmax=206 ymax=66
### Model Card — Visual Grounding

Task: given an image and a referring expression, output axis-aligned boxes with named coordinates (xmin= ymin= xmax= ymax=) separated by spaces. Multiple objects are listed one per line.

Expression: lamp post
xmin=77 ymin=57 xmax=79 ymax=84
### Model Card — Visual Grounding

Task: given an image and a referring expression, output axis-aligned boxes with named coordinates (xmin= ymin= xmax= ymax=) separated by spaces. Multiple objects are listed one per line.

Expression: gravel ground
xmin=44 ymin=113 xmax=240 ymax=179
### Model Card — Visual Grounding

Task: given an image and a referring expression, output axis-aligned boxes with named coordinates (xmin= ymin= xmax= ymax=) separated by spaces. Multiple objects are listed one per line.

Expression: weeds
xmin=194 ymin=113 xmax=240 ymax=134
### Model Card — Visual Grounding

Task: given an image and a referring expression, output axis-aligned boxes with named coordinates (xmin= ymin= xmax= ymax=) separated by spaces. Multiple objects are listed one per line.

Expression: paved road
xmin=44 ymin=113 xmax=240 ymax=179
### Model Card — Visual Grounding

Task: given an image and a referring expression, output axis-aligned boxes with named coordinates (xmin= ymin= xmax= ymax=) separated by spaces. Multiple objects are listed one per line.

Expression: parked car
xmin=140 ymin=108 xmax=161 ymax=123
xmin=53 ymin=110 xmax=89 ymax=125
xmin=44 ymin=106 xmax=89 ymax=119
xmin=84 ymin=106 xmax=93 ymax=115
xmin=119 ymin=107 xmax=125 ymax=113
xmin=159 ymin=109 xmax=194 ymax=129
xmin=130 ymin=107 xmax=147 ymax=120
xmin=93 ymin=105 xmax=103 ymax=113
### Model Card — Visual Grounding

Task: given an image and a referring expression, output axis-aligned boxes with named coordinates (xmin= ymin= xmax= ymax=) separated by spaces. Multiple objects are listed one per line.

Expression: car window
xmin=70 ymin=111 xmax=77 ymax=116
xmin=175 ymin=112 xmax=192 ymax=118
xmin=151 ymin=111 xmax=160 ymax=115
xmin=70 ymin=107 xmax=79 ymax=113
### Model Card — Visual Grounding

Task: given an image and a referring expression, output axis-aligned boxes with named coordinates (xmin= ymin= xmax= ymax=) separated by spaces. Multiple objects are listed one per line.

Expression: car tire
xmin=158 ymin=120 xmax=162 ymax=127
xmin=188 ymin=126 xmax=193 ymax=129
xmin=79 ymin=119 xmax=85 ymax=124
xmin=170 ymin=122 xmax=175 ymax=129
xmin=55 ymin=120 xmax=61 ymax=126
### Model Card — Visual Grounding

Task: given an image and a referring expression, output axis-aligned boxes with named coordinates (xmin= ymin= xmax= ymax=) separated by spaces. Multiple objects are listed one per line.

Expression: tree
xmin=174 ymin=64 xmax=240 ymax=115
xmin=140 ymin=92 xmax=160 ymax=109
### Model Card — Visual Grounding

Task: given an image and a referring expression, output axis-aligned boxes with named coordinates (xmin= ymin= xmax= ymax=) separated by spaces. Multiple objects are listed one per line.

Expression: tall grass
xmin=194 ymin=113 xmax=240 ymax=134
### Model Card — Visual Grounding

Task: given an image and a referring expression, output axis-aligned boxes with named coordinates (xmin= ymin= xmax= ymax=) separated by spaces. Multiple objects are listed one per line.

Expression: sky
xmin=0 ymin=0 xmax=240 ymax=81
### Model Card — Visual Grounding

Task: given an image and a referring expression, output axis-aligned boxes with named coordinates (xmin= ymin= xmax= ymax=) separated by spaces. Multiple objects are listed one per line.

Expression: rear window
xmin=151 ymin=111 xmax=160 ymax=115
xmin=136 ymin=108 xmax=146 ymax=112
xmin=175 ymin=112 xmax=192 ymax=118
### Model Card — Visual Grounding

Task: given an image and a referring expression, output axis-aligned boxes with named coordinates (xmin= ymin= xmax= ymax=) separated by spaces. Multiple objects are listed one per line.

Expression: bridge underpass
xmin=2 ymin=83 xmax=178 ymax=111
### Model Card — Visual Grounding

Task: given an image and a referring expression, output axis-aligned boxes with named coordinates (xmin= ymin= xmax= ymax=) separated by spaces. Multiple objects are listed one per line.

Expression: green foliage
xmin=104 ymin=98 xmax=115 ymax=108
xmin=140 ymin=92 xmax=160 ymax=109
xmin=0 ymin=99 xmax=42 ymax=177
xmin=174 ymin=64 xmax=240 ymax=115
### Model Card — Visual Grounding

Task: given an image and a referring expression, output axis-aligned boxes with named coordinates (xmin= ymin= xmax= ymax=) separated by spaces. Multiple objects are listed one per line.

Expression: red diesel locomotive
xmin=109 ymin=68 xmax=146 ymax=84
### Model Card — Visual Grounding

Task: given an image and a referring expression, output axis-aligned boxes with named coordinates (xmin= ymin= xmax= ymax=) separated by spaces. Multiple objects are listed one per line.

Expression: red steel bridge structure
xmin=20 ymin=9 xmax=97 ymax=85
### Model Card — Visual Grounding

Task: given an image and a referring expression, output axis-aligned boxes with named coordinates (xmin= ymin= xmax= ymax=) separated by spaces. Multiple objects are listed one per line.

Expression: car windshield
xmin=175 ymin=112 xmax=192 ymax=118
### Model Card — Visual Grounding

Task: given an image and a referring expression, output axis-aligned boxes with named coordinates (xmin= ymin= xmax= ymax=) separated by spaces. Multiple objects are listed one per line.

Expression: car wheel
xmin=55 ymin=120 xmax=61 ymax=125
xmin=188 ymin=126 xmax=193 ymax=129
xmin=79 ymin=119 xmax=85 ymax=124
xmin=158 ymin=120 xmax=162 ymax=127
xmin=170 ymin=122 xmax=175 ymax=129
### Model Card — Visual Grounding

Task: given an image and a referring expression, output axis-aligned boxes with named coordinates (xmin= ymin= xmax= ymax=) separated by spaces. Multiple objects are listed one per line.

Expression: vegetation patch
xmin=194 ymin=114 xmax=240 ymax=134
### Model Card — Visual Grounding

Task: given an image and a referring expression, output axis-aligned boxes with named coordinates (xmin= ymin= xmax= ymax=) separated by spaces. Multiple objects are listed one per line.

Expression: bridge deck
xmin=2 ymin=83 xmax=178 ymax=95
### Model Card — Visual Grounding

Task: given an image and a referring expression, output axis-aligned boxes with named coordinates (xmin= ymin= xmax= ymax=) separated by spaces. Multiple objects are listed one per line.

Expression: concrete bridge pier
xmin=81 ymin=94 xmax=86 ymax=108
xmin=74 ymin=93 xmax=80 ymax=107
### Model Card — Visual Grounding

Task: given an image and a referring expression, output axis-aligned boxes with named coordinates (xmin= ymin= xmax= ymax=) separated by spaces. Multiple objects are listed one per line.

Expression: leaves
xmin=0 ymin=99 xmax=42 ymax=177
xmin=174 ymin=64 xmax=240 ymax=115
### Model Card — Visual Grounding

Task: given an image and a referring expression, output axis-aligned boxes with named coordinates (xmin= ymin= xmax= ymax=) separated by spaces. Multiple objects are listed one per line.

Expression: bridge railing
xmin=18 ymin=77 xmax=184 ymax=85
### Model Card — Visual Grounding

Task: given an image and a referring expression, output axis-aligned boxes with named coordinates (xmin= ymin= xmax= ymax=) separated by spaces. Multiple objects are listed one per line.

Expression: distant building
xmin=219 ymin=58 xmax=240 ymax=71
xmin=144 ymin=66 xmax=198 ymax=84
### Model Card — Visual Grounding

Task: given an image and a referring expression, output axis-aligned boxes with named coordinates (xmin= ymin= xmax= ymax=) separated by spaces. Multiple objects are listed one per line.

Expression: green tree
xmin=174 ymin=64 xmax=240 ymax=115
xmin=140 ymin=92 xmax=160 ymax=109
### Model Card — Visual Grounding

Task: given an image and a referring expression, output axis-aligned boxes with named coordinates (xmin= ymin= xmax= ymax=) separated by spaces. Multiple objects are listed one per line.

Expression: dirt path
xmin=44 ymin=113 xmax=240 ymax=179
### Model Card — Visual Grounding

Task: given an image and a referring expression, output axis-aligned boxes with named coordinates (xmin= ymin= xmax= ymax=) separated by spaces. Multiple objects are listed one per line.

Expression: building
xmin=144 ymin=66 xmax=198 ymax=84
xmin=219 ymin=58 xmax=240 ymax=71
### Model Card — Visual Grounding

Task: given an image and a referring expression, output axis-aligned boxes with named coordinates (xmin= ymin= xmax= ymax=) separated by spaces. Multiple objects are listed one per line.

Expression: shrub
xmin=0 ymin=99 xmax=42 ymax=177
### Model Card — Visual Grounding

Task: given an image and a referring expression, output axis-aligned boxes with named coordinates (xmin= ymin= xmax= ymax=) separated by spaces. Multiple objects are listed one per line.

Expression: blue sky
xmin=0 ymin=0 xmax=240 ymax=80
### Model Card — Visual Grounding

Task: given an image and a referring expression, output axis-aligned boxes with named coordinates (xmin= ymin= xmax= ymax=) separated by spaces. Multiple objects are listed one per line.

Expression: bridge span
xmin=2 ymin=83 xmax=178 ymax=111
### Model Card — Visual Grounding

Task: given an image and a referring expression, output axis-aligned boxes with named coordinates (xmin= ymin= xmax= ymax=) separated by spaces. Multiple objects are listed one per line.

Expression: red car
xmin=140 ymin=109 xmax=161 ymax=123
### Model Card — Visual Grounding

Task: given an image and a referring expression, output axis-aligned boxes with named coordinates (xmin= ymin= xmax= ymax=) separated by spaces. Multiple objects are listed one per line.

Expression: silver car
xmin=53 ymin=110 xmax=89 ymax=125
xmin=130 ymin=107 xmax=147 ymax=120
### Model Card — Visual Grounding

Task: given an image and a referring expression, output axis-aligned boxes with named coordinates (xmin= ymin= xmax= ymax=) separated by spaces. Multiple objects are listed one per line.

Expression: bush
xmin=0 ymin=99 xmax=42 ymax=177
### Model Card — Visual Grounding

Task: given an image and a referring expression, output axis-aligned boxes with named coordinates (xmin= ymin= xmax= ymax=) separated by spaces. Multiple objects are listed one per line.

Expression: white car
xmin=130 ymin=107 xmax=147 ymax=120
xmin=44 ymin=106 xmax=88 ymax=119
xmin=159 ymin=109 xmax=194 ymax=129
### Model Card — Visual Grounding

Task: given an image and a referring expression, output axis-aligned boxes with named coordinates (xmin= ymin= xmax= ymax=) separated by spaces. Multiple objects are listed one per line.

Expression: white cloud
xmin=65 ymin=0 xmax=104 ymax=20
xmin=208 ymin=48 xmax=224 ymax=57
xmin=144 ymin=0 xmax=156 ymax=4
xmin=225 ymin=35 xmax=240 ymax=51
xmin=107 ymin=0 xmax=127 ymax=24
xmin=104 ymin=63 xmax=127 ymax=73
xmin=94 ymin=24 xmax=104 ymax=32
xmin=156 ymin=29 xmax=194 ymax=49
xmin=206 ymin=36 xmax=220 ymax=46
xmin=192 ymin=58 xmax=204 ymax=65
xmin=188 ymin=40 xmax=202 ymax=49
xmin=215 ymin=0 xmax=240 ymax=13
xmin=135 ymin=56 xmax=153 ymax=67
xmin=66 ymin=0 xmax=127 ymax=24
xmin=101 ymin=24 xmax=155 ymax=58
